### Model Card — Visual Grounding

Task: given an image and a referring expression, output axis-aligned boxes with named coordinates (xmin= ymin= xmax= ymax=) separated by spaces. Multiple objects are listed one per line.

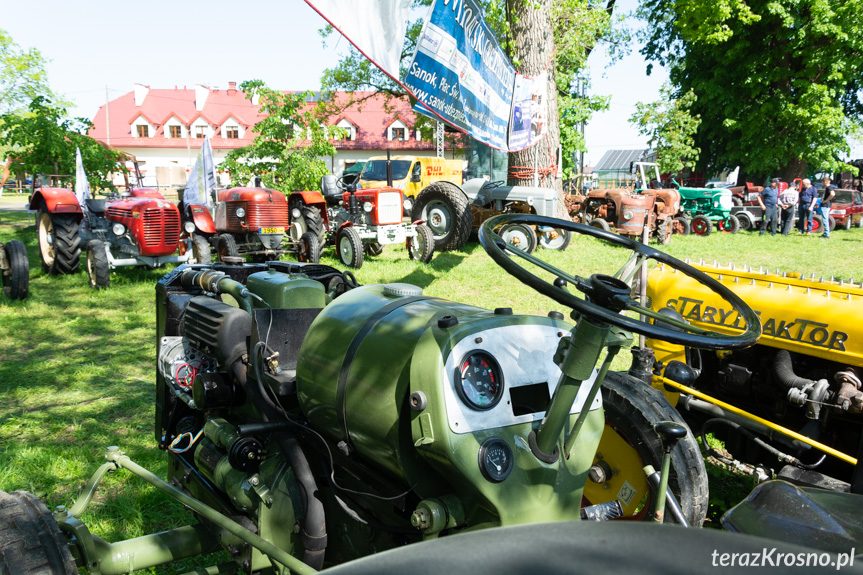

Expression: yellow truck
xmin=357 ymin=155 xmax=462 ymax=216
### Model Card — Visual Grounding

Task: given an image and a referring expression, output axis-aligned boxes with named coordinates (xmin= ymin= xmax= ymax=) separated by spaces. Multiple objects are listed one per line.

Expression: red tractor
xmin=287 ymin=175 xmax=434 ymax=269
xmin=29 ymin=186 xmax=209 ymax=289
xmin=180 ymin=186 xmax=320 ymax=264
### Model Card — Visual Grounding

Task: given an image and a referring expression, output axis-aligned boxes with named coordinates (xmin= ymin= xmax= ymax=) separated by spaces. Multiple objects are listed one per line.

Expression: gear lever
xmin=651 ymin=421 xmax=687 ymax=523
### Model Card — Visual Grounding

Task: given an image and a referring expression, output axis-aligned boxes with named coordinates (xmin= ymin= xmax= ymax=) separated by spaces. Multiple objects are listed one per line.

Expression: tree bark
xmin=506 ymin=0 xmax=569 ymax=219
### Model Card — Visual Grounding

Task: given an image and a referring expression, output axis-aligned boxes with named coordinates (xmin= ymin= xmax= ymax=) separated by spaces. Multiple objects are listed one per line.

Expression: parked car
xmin=829 ymin=188 xmax=863 ymax=230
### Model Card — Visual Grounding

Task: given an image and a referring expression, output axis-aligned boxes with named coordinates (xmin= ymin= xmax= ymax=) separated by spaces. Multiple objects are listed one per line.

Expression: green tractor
xmin=9 ymin=215 xmax=858 ymax=575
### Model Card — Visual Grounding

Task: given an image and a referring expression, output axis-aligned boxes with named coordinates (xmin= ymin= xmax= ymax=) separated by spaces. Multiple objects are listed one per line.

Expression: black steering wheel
xmin=479 ymin=214 xmax=761 ymax=350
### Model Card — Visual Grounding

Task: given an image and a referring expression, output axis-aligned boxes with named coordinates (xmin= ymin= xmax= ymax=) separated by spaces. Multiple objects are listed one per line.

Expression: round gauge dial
xmin=456 ymin=351 xmax=504 ymax=410
xmin=478 ymin=437 xmax=514 ymax=483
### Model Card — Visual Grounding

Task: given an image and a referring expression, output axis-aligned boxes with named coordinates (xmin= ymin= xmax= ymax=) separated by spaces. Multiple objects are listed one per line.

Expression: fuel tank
xmin=647 ymin=262 xmax=863 ymax=366
xmin=105 ymin=194 xmax=180 ymax=257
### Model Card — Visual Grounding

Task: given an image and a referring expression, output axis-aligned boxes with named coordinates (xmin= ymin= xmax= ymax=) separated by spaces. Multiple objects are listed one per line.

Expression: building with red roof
xmin=88 ymin=83 xmax=450 ymax=188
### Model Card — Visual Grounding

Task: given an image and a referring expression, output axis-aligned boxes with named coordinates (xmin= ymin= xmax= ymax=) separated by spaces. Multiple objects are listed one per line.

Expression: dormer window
xmin=226 ymin=126 xmax=238 ymax=139
xmin=137 ymin=125 xmax=149 ymax=138
xmin=392 ymin=127 xmax=406 ymax=141
xmin=388 ymin=118 xmax=409 ymax=141
xmin=195 ymin=125 xmax=208 ymax=139
xmin=336 ymin=118 xmax=357 ymax=141
xmin=169 ymin=125 xmax=182 ymax=138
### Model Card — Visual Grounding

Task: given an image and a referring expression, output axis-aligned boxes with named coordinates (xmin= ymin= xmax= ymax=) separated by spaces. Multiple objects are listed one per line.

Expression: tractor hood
xmin=105 ymin=197 xmax=181 ymax=257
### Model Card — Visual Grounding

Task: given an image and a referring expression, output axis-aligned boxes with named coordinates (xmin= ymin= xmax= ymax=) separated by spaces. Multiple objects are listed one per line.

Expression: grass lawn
xmin=1 ymin=204 xmax=861 ymax=571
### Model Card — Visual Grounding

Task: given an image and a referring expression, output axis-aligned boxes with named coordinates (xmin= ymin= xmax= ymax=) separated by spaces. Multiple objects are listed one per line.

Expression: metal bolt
xmin=475 ymin=337 xmax=483 ymax=344
xmin=411 ymin=509 xmax=431 ymax=529
xmin=596 ymin=452 xmax=603 ymax=460
xmin=603 ymin=483 xmax=610 ymax=490
xmin=250 ymin=476 xmax=259 ymax=486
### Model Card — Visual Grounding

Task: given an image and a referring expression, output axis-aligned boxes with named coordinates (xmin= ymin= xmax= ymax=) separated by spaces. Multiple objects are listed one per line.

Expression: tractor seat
xmin=321 ymin=175 xmax=343 ymax=206
xmin=85 ymin=199 xmax=107 ymax=214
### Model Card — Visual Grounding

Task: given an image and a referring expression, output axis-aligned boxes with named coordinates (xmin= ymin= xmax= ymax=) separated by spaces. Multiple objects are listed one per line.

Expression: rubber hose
xmin=231 ymin=361 xmax=327 ymax=569
xmin=701 ymin=418 xmax=824 ymax=471
xmin=773 ymin=349 xmax=815 ymax=390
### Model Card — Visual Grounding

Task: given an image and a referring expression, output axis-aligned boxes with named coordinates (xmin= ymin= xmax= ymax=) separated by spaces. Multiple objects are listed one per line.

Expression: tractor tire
xmin=717 ymin=214 xmax=740 ymax=233
xmin=673 ymin=217 xmax=690 ymax=236
xmin=2 ymin=241 xmax=29 ymax=300
xmin=302 ymin=205 xmax=326 ymax=247
xmin=85 ymin=240 xmax=111 ymax=289
xmin=582 ymin=372 xmax=708 ymax=527
xmin=217 ymin=234 xmax=239 ymax=261
xmin=408 ymin=224 xmax=435 ymax=263
xmin=36 ymin=210 xmax=80 ymax=275
xmin=656 ymin=219 xmax=672 ymax=245
xmin=690 ymin=215 xmax=712 ymax=236
xmin=411 ymin=182 xmax=471 ymax=252
xmin=0 ymin=490 xmax=78 ymax=575
xmin=589 ymin=218 xmax=611 ymax=232
xmin=537 ymin=227 xmax=572 ymax=250
xmin=731 ymin=195 xmax=743 ymax=207
xmin=191 ymin=236 xmax=212 ymax=265
xmin=499 ymin=223 xmax=538 ymax=254
xmin=336 ymin=226 xmax=363 ymax=269
xmin=810 ymin=215 xmax=823 ymax=234
xmin=364 ymin=242 xmax=384 ymax=257
xmin=298 ymin=231 xmax=321 ymax=263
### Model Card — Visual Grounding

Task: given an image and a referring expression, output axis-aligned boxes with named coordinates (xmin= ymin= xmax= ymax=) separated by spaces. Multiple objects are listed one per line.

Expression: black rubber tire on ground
xmin=0 ymin=490 xmax=78 ymax=575
xmin=191 ymin=235 xmax=212 ymax=265
xmin=302 ymin=205 xmax=326 ymax=247
xmin=537 ymin=227 xmax=572 ymax=250
xmin=2 ymin=241 xmax=29 ymax=300
xmin=408 ymin=224 xmax=435 ymax=263
xmin=499 ymin=223 xmax=538 ymax=254
xmin=717 ymin=214 xmax=740 ymax=233
xmin=411 ymin=182 xmax=472 ymax=252
xmin=690 ymin=214 xmax=712 ymax=236
xmin=364 ymin=242 xmax=384 ymax=257
xmin=336 ymin=226 xmax=363 ymax=269
xmin=589 ymin=218 xmax=611 ymax=232
xmin=656 ymin=219 xmax=672 ymax=245
xmin=828 ymin=215 xmax=836 ymax=233
xmin=217 ymin=234 xmax=239 ymax=261
xmin=736 ymin=214 xmax=752 ymax=232
xmin=858 ymin=214 xmax=863 ymax=229
xmin=85 ymin=240 xmax=111 ymax=289
xmin=298 ymin=231 xmax=321 ymax=263
xmin=36 ymin=210 xmax=80 ymax=275
xmin=844 ymin=216 xmax=852 ymax=231
xmin=673 ymin=217 xmax=690 ymax=236
xmin=590 ymin=372 xmax=708 ymax=527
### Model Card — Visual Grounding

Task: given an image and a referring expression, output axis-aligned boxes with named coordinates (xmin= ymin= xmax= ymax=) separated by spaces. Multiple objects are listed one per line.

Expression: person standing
xmin=758 ymin=178 xmax=780 ymax=236
xmin=778 ymin=182 xmax=799 ymax=235
xmin=798 ymin=179 xmax=818 ymax=234
xmin=820 ymin=176 xmax=836 ymax=238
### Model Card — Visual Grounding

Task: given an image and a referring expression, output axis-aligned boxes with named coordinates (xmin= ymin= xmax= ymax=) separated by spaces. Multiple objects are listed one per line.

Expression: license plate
xmin=259 ymin=227 xmax=283 ymax=234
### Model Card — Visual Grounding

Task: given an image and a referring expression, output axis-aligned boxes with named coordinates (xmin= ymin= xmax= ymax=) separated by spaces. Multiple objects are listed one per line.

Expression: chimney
xmin=195 ymin=84 xmax=209 ymax=111
xmin=227 ymin=81 xmax=237 ymax=96
xmin=134 ymin=83 xmax=149 ymax=106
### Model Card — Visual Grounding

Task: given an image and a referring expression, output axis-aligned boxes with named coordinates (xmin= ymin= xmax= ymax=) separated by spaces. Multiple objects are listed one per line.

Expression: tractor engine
xmin=81 ymin=189 xmax=181 ymax=257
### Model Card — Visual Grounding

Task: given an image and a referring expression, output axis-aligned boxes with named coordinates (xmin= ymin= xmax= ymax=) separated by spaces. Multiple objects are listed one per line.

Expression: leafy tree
xmin=638 ymin=0 xmax=863 ymax=180
xmin=220 ymin=80 xmax=343 ymax=193
xmin=0 ymin=97 xmax=126 ymax=190
xmin=0 ymin=29 xmax=60 ymax=115
xmin=630 ymin=83 xmax=701 ymax=174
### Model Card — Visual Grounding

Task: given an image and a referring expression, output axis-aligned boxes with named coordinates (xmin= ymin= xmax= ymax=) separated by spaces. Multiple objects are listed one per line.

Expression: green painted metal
xmin=677 ymin=185 xmax=733 ymax=221
xmin=89 ymin=525 xmax=219 ymax=575
xmin=247 ymin=271 xmax=325 ymax=309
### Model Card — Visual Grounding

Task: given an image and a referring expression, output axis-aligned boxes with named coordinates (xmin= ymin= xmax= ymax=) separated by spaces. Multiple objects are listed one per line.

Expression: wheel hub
xmin=427 ymin=206 xmax=449 ymax=235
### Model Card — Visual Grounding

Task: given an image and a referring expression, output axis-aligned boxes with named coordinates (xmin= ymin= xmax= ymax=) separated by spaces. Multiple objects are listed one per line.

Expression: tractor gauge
xmin=456 ymin=351 xmax=503 ymax=410
xmin=478 ymin=437 xmax=513 ymax=483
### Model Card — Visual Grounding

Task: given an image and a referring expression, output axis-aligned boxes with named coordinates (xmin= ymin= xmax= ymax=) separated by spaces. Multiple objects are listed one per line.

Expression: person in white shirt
xmin=778 ymin=183 xmax=799 ymax=236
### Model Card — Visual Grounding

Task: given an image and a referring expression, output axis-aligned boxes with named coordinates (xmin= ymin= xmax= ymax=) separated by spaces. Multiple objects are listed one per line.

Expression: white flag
xmin=75 ymin=147 xmax=90 ymax=204
xmin=183 ymin=137 xmax=217 ymax=209
xmin=305 ymin=0 xmax=412 ymax=82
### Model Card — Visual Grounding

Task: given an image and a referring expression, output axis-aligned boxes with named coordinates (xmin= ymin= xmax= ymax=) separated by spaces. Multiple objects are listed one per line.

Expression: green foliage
xmin=638 ymin=0 xmax=863 ymax=179
xmin=0 ymin=29 xmax=59 ymax=116
xmin=0 ymin=97 xmax=127 ymax=190
xmin=630 ymin=83 xmax=701 ymax=174
xmin=220 ymin=80 xmax=343 ymax=193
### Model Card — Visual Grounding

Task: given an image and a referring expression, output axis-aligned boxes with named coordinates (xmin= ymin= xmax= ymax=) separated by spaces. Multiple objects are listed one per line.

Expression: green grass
xmin=1 ymin=209 xmax=861 ymax=571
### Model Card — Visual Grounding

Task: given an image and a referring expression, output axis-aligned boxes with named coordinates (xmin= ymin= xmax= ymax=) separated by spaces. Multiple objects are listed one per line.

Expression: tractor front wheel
xmin=336 ymin=226 xmax=363 ymax=268
xmin=191 ymin=236 xmax=212 ymax=265
xmin=409 ymin=224 xmax=435 ymax=263
xmin=499 ymin=223 xmax=538 ymax=254
xmin=298 ymin=231 xmax=321 ymax=263
xmin=673 ymin=217 xmax=690 ymax=235
xmin=717 ymin=214 xmax=740 ymax=233
xmin=537 ymin=227 xmax=572 ymax=250
xmin=582 ymin=372 xmax=708 ymax=526
xmin=589 ymin=218 xmax=611 ymax=232
xmin=36 ymin=210 xmax=80 ymax=275
xmin=0 ymin=490 xmax=78 ymax=575
xmin=656 ymin=219 xmax=672 ymax=245
xmin=86 ymin=240 xmax=111 ymax=289
xmin=217 ymin=234 xmax=239 ymax=261
xmin=2 ymin=241 xmax=29 ymax=300
xmin=690 ymin=215 xmax=712 ymax=236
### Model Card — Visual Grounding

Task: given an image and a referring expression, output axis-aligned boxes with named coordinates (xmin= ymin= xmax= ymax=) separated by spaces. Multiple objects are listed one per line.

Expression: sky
xmin=1 ymin=0 xmax=664 ymax=168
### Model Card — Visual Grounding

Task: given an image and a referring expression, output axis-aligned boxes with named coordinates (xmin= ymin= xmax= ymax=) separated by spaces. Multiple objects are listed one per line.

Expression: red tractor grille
xmin=106 ymin=207 xmax=134 ymax=219
xmin=142 ymin=208 xmax=180 ymax=247
xmin=246 ymin=204 xmax=288 ymax=228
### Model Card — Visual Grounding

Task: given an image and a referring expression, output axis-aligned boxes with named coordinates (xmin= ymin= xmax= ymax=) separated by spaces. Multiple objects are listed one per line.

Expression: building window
xmin=169 ymin=125 xmax=182 ymax=138
xmin=226 ymin=126 xmax=238 ymax=139
xmin=195 ymin=125 xmax=208 ymax=139
xmin=391 ymin=127 xmax=406 ymax=141
xmin=137 ymin=125 xmax=149 ymax=138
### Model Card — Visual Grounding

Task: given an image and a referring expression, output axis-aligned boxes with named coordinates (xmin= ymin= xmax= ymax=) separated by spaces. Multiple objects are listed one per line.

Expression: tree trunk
xmin=779 ymin=158 xmax=807 ymax=183
xmin=506 ymin=0 xmax=569 ymax=219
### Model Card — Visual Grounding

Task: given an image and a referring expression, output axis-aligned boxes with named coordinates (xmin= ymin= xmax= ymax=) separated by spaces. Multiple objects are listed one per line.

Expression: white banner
xmin=75 ymin=147 xmax=90 ymax=210
xmin=183 ymin=137 xmax=217 ymax=209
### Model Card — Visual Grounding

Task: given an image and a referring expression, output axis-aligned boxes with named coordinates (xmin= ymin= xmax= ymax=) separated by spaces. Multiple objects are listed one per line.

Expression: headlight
xmin=714 ymin=201 xmax=720 ymax=208
xmin=291 ymin=208 xmax=301 ymax=218
xmin=235 ymin=207 xmax=246 ymax=218
xmin=403 ymin=198 xmax=413 ymax=211
xmin=830 ymin=209 xmax=846 ymax=215
xmin=623 ymin=210 xmax=634 ymax=220
xmin=183 ymin=221 xmax=196 ymax=233
xmin=363 ymin=201 xmax=373 ymax=213
xmin=112 ymin=223 xmax=125 ymax=236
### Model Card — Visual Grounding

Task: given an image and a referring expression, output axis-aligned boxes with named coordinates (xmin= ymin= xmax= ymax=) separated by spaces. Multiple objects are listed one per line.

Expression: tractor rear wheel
xmin=690 ymin=215 xmax=712 ymax=236
xmin=673 ymin=217 xmax=690 ymax=235
xmin=37 ymin=210 xmax=80 ymax=275
xmin=589 ymin=218 xmax=611 ymax=232
xmin=2 ymin=241 xmax=29 ymax=300
xmin=217 ymin=234 xmax=239 ymax=261
xmin=298 ymin=231 xmax=321 ymax=263
xmin=302 ymin=205 xmax=326 ymax=247
xmin=0 ymin=490 xmax=78 ymax=575
xmin=582 ymin=372 xmax=708 ymax=527
xmin=717 ymin=214 xmax=740 ymax=233
xmin=411 ymin=182 xmax=471 ymax=252
xmin=191 ymin=236 xmax=212 ymax=265
xmin=499 ymin=223 xmax=538 ymax=254
xmin=86 ymin=240 xmax=110 ymax=289
xmin=336 ymin=226 xmax=363 ymax=268
xmin=409 ymin=224 xmax=435 ymax=263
